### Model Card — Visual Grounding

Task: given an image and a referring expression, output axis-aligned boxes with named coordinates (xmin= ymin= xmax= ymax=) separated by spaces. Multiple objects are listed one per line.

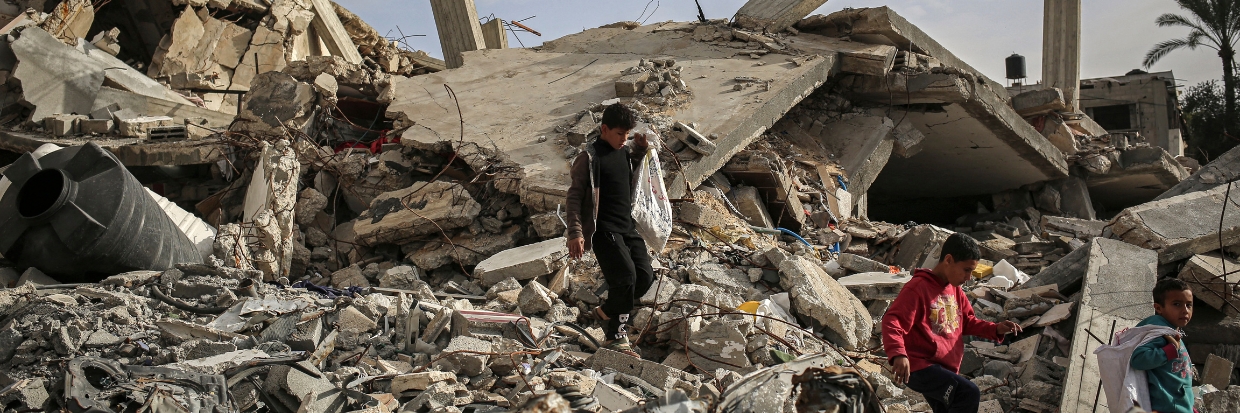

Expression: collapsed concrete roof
xmin=387 ymin=7 xmax=1073 ymax=213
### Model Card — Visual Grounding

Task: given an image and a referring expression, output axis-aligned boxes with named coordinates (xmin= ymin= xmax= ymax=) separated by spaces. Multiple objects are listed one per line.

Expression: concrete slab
xmin=352 ymin=181 xmax=482 ymax=246
xmin=1058 ymin=238 xmax=1156 ymax=413
xmin=1157 ymin=143 xmax=1240 ymax=201
xmin=1202 ymin=353 xmax=1234 ymax=389
xmin=844 ymin=72 xmax=1069 ymax=201
xmin=778 ymin=255 xmax=872 ymax=349
xmin=1083 ymin=146 xmax=1189 ymax=211
xmin=386 ymin=22 xmax=851 ymax=211
xmin=734 ymin=0 xmax=829 ymax=33
xmin=1178 ymin=253 xmax=1240 ymax=316
xmin=473 ymin=237 xmax=568 ymax=287
xmin=10 ymin=27 xmax=105 ymax=120
xmin=797 ymin=7 xmax=1011 ymax=99
xmin=1107 ymin=182 xmax=1240 ymax=264
xmin=837 ymin=271 xmax=911 ymax=300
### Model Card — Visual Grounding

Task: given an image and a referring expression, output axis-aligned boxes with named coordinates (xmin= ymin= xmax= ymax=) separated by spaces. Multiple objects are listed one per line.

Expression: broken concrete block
xmin=687 ymin=263 xmax=757 ymax=300
xmin=331 ymin=264 xmax=369 ymax=288
xmin=517 ymin=280 xmax=554 ymax=314
xmin=1202 ymin=385 xmax=1240 ymax=413
xmin=839 ymin=44 xmax=898 ymax=76
xmin=679 ymin=192 xmax=741 ymax=230
xmin=353 ymin=181 xmax=481 ymax=246
xmin=615 ymin=72 xmax=650 ymax=97
xmin=312 ymin=72 xmax=338 ymax=99
xmin=688 ymin=318 xmax=753 ymax=373
xmin=778 ymin=256 xmax=873 ymax=349
xmin=589 ymin=348 xmax=688 ymax=390
xmin=734 ymin=0 xmax=829 ymax=32
xmin=1107 ymin=183 xmax=1240 ymax=264
xmin=1203 ymin=354 xmax=1234 ymax=389
xmin=837 ymin=272 xmax=912 ymax=301
xmin=11 ymin=27 xmax=106 ymax=121
xmin=473 ymin=237 xmax=568 ymax=287
xmin=1035 ymin=302 xmax=1073 ymax=326
xmin=234 ymin=72 xmax=317 ymax=135
xmin=837 ymin=253 xmax=890 ymax=274
xmin=436 ymin=336 xmax=492 ymax=376
xmin=1011 ymin=88 xmax=1067 ymax=116
xmin=379 ymin=265 xmax=422 ymax=290
xmin=1158 ymin=143 xmax=1240 ymax=201
xmin=118 ymin=116 xmax=175 ymax=138
xmin=294 ymin=188 xmax=329 ymax=226
xmin=0 ymin=378 xmax=48 ymax=410
xmin=43 ymin=114 xmax=86 ymax=136
xmin=78 ymin=118 xmax=113 ymax=134
xmin=892 ymin=224 xmax=953 ymax=270
xmin=16 ymin=267 xmax=59 ymax=287
xmin=391 ymin=371 xmax=456 ymax=394
xmin=337 ymin=306 xmax=377 ymax=332
xmin=1039 ymin=115 xmax=1079 ymax=155
xmin=670 ymin=122 xmax=716 ymax=156
xmin=729 ymin=185 xmax=775 ymax=228
xmin=890 ymin=121 xmax=925 ymax=158
xmin=1058 ymin=238 xmax=1157 ymax=411
xmin=1179 ymin=253 xmax=1240 ymax=316
xmin=90 ymin=28 xmax=121 ymax=56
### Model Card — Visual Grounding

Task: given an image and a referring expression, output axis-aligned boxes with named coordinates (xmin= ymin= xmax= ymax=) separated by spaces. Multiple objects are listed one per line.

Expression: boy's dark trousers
xmin=906 ymin=364 xmax=981 ymax=413
xmin=592 ymin=230 xmax=654 ymax=340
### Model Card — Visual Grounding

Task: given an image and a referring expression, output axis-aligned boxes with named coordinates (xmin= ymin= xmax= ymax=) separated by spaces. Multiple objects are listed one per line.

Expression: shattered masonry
xmin=0 ymin=0 xmax=1234 ymax=412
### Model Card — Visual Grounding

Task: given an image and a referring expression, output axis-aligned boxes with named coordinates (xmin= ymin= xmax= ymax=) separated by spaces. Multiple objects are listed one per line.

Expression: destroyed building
xmin=0 ymin=0 xmax=1237 ymax=412
xmin=1010 ymin=70 xmax=1187 ymax=159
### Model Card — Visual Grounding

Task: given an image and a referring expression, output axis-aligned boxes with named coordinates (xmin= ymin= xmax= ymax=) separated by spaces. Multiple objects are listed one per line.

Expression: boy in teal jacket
xmin=1131 ymin=278 xmax=1195 ymax=413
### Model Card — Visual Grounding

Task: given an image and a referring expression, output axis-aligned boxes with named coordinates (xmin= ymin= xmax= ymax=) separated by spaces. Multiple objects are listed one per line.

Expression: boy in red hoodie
xmin=882 ymin=233 xmax=1022 ymax=413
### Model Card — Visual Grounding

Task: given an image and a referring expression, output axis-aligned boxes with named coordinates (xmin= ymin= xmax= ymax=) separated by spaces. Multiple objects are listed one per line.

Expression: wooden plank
xmin=308 ymin=0 xmax=363 ymax=64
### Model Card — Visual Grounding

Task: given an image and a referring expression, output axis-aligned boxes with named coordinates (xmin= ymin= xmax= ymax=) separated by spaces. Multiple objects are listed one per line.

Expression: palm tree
xmin=1144 ymin=0 xmax=1240 ymax=138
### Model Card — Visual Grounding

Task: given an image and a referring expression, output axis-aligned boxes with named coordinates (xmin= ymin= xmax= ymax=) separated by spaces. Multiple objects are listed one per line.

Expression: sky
xmin=335 ymin=0 xmax=1225 ymax=90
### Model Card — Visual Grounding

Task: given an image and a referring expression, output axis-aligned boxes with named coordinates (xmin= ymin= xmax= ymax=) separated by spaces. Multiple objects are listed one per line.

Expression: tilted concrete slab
xmin=840 ymin=71 xmax=1069 ymax=201
xmin=792 ymin=7 xmax=1069 ymax=203
xmin=0 ymin=130 xmax=227 ymax=166
xmin=1082 ymin=146 xmax=1188 ymax=211
xmin=1106 ymin=183 xmax=1240 ymax=264
xmin=1058 ymin=238 xmax=1156 ymax=413
xmin=1157 ymin=143 xmax=1240 ymax=201
xmin=796 ymin=7 xmax=1010 ymax=98
xmin=385 ymin=22 xmax=869 ymax=210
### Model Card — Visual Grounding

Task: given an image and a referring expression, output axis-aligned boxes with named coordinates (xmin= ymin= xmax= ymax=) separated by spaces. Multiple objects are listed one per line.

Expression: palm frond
xmin=1145 ymin=38 xmax=1192 ymax=68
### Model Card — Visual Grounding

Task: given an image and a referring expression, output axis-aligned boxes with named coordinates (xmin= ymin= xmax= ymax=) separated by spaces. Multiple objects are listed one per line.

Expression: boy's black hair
xmin=940 ymin=233 xmax=981 ymax=263
xmin=600 ymin=103 xmax=637 ymax=130
xmin=1153 ymin=278 xmax=1191 ymax=305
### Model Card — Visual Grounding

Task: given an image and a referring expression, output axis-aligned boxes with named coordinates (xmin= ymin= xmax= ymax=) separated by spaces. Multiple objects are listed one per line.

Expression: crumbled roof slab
xmin=1156 ymin=143 xmax=1240 ymax=201
xmin=1083 ymin=146 xmax=1189 ymax=211
xmin=386 ymin=22 xmax=864 ymax=208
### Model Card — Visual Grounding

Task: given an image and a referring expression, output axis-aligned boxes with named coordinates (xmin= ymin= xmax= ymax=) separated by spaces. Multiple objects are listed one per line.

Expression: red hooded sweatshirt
xmin=882 ymin=269 xmax=1002 ymax=373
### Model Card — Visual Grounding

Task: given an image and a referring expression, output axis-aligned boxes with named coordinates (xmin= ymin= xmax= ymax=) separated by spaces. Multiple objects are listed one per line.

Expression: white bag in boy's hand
xmin=1094 ymin=324 xmax=1181 ymax=413
xmin=631 ymin=139 xmax=673 ymax=254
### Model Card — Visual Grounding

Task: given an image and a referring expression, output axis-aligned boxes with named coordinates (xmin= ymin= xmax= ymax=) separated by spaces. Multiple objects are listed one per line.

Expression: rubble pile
xmin=1 ymin=0 xmax=1240 ymax=412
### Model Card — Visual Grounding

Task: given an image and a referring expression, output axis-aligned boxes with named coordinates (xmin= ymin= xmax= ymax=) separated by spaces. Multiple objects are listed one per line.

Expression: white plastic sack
xmin=631 ymin=143 xmax=673 ymax=254
xmin=1094 ymin=325 xmax=1180 ymax=413
xmin=994 ymin=259 xmax=1030 ymax=285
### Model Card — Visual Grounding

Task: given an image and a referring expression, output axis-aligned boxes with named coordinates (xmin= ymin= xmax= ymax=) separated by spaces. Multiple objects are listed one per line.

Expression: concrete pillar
xmin=1043 ymin=0 xmax=1082 ymax=112
xmin=481 ymin=18 xmax=507 ymax=50
xmin=734 ymin=0 xmax=829 ymax=33
xmin=429 ymin=0 xmax=486 ymax=69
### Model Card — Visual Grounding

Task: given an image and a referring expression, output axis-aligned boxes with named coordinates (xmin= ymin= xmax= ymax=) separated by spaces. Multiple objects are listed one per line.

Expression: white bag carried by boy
xmin=631 ymin=140 xmax=673 ymax=254
xmin=1093 ymin=324 xmax=1180 ymax=413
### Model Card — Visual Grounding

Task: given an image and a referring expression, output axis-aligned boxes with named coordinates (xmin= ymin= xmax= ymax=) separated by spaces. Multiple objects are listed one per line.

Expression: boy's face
xmin=1155 ymin=289 xmax=1194 ymax=328
xmin=600 ymin=124 xmax=630 ymax=149
xmin=940 ymin=255 xmax=977 ymax=286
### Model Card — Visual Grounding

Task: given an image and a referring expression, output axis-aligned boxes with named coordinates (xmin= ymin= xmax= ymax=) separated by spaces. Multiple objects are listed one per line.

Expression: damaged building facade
xmin=0 ymin=0 xmax=1237 ymax=412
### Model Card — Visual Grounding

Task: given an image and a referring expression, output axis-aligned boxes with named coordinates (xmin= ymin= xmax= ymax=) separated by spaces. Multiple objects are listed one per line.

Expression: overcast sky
xmin=336 ymin=0 xmax=1224 ymax=90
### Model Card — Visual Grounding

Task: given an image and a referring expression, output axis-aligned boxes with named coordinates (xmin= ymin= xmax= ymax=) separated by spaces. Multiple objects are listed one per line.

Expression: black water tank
xmin=0 ymin=142 xmax=202 ymax=282
xmin=1006 ymin=53 xmax=1026 ymax=80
